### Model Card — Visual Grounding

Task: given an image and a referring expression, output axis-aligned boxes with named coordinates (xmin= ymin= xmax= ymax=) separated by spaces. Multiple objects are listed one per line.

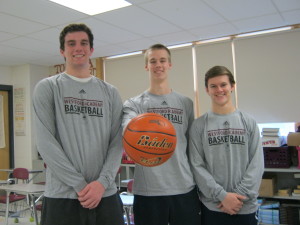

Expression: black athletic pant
xmin=201 ymin=202 xmax=258 ymax=225
xmin=133 ymin=187 xmax=201 ymax=225
xmin=40 ymin=193 xmax=124 ymax=225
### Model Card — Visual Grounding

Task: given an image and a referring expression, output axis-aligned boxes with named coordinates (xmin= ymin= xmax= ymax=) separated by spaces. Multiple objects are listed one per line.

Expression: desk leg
xmin=5 ymin=191 xmax=11 ymax=225
xmin=28 ymin=173 xmax=38 ymax=183
xmin=125 ymin=167 xmax=130 ymax=180
xmin=29 ymin=194 xmax=39 ymax=225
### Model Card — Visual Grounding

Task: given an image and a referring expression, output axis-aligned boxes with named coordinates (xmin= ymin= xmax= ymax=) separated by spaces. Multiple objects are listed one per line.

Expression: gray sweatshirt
xmin=189 ymin=110 xmax=264 ymax=214
xmin=122 ymin=90 xmax=196 ymax=196
xmin=33 ymin=73 xmax=123 ymax=199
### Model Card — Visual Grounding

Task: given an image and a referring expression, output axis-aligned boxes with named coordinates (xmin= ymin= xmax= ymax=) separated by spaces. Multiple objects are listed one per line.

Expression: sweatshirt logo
xmin=161 ymin=101 xmax=168 ymax=106
xmin=207 ymin=128 xmax=246 ymax=146
xmin=147 ymin=107 xmax=183 ymax=124
xmin=64 ymin=97 xmax=103 ymax=117
xmin=79 ymin=89 xmax=86 ymax=94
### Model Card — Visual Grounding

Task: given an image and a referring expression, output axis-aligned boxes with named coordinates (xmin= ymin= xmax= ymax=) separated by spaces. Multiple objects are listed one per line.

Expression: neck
xmin=149 ymin=79 xmax=171 ymax=95
xmin=212 ymin=103 xmax=236 ymax=115
xmin=65 ymin=65 xmax=91 ymax=78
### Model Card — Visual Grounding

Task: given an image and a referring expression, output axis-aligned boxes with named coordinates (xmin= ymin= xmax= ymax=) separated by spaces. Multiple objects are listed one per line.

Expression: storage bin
xmin=263 ymin=147 xmax=291 ymax=168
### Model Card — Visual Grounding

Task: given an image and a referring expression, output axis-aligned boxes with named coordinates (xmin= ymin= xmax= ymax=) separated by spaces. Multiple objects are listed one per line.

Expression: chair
xmin=12 ymin=168 xmax=29 ymax=184
xmin=120 ymin=179 xmax=134 ymax=225
xmin=0 ymin=168 xmax=29 ymax=218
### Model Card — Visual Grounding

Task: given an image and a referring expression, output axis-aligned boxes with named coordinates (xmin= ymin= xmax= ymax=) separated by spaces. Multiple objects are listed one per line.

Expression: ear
xmin=145 ymin=64 xmax=149 ymax=71
xmin=205 ymin=87 xmax=210 ymax=94
xmin=231 ymin=83 xmax=235 ymax=92
xmin=60 ymin=49 xmax=65 ymax=57
xmin=90 ymin=47 xmax=94 ymax=54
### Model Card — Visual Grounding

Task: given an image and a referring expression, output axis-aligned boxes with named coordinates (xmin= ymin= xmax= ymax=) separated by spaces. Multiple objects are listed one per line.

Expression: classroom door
xmin=0 ymin=90 xmax=10 ymax=180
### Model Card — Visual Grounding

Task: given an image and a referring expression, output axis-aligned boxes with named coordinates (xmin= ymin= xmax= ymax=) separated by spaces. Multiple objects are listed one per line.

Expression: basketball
xmin=123 ymin=113 xmax=177 ymax=167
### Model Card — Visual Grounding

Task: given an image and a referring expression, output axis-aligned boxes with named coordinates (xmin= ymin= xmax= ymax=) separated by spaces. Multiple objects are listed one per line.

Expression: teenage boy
xmin=33 ymin=23 xmax=124 ymax=225
xmin=189 ymin=65 xmax=264 ymax=225
xmin=122 ymin=44 xmax=201 ymax=225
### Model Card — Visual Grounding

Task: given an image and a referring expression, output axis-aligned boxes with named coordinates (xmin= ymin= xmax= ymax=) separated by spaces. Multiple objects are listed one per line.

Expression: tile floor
xmin=0 ymin=200 xmax=41 ymax=225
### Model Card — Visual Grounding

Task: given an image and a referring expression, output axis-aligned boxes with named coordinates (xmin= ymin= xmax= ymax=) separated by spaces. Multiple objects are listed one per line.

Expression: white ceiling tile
xmin=0 ymin=13 xmax=47 ymax=35
xmin=94 ymin=5 xmax=181 ymax=37
xmin=118 ymin=38 xmax=157 ymax=52
xmin=0 ymin=45 xmax=51 ymax=66
xmin=140 ymin=0 xmax=226 ymax=29
xmin=272 ymin=0 xmax=300 ymax=11
xmin=0 ymin=0 xmax=299 ymax=66
xmin=26 ymin=28 xmax=61 ymax=44
xmin=189 ymin=23 xmax=238 ymax=40
xmin=233 ymin=14 xmax=287 ymax=33
xmin=92 ymin=44 xmax=129 ymax=57
xmin=2 ymin=37 xmax=59 ymax=55
xmin=75 ymin=18 xmax=142 ymax=44
xmin=0 ymin=0 xmax=89 ymax=26
xmin=204 ymin=0 xmax=278 ymax=21
xmin=0 ymin=32 xmax=17 ymax=42
xmin=151 ymin=31 xmax=198 ymax=46
xmin=281 ymin=9 xmax=300 ymax=24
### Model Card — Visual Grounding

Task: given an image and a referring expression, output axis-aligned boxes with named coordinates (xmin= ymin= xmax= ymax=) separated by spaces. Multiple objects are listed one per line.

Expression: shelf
xmin=264 ymin=167 xmax=300 ymax=173
xmin=260 ymin=195 xmax=300 ymax=200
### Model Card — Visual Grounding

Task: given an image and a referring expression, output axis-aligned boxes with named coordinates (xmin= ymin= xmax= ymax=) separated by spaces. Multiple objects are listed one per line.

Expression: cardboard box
xmin=287 ymin=132 xmax=300 ymax=146
xmin=259 ymin=175 xmax=276 ymax=197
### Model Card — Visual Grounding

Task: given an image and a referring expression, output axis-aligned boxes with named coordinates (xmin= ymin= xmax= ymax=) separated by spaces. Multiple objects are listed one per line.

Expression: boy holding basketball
xmin=122 ymin=44 xmax=201 ymax=225
xmin=33 ymin=24 xmax=124 ymax=225
xmin=189 ymin=65 xmax=264 ymax=225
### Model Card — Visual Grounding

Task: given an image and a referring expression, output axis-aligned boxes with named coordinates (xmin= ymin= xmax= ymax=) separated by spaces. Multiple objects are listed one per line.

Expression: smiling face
xmin=60 ymin=31 xmax=94 ymax=71
xmin=206 ymin=75 xmax=235 ymax=108
xmin=145 ymin=49 xmax=172 ymax=82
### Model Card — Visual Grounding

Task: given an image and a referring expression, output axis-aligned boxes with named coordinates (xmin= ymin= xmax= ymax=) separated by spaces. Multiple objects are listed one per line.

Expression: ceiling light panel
xmin=49 ymin=0 xmax=131 ymax=15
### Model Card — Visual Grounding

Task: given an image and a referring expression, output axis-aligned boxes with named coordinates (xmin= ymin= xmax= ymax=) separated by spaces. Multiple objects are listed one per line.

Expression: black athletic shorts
xmin=40 ymin=193 xmax=124 ymax=225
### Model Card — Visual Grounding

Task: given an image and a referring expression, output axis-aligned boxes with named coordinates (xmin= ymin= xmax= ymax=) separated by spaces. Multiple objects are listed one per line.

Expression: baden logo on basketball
xmin=123 ymin=113 xmax=177 ymax=167
xmin=136 ymin=135 xmax=174 ymax=150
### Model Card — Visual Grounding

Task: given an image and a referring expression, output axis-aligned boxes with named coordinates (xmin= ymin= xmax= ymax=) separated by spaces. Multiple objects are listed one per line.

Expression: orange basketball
xmin=123 ymin=113 xmax=177 ymax=167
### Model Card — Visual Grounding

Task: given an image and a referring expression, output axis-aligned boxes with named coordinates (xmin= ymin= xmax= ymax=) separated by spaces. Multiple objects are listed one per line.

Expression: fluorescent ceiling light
xmin=236 ymin=26 xmax=292 ymax=38
xmin=49 ymin=0 xmax=131 ymax=15
xmin=196 ymin=36 xmax=231 ymax=45
xmin=106 ymin=51 xmax=143 ymax=59
xmin=168 ymin=43 xmax=192 ymax=49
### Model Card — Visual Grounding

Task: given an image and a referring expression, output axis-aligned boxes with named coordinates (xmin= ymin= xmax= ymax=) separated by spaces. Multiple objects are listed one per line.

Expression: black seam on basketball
xmin=123 ymin=137 xmax=174 ymax=155
xmin=126 ymin=127 xmax=176 ymax=137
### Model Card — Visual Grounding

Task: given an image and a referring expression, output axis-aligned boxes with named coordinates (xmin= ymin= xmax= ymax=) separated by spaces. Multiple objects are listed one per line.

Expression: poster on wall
xmin=14 ymin=87 xmax=26 ymax=136
xmin=0 ymin=95 xmax=5 ymax=148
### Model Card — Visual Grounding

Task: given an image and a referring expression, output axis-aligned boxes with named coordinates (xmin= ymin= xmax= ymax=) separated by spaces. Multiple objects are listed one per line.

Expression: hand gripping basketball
xmin=123 ymin=113 xmax=177 ymax=167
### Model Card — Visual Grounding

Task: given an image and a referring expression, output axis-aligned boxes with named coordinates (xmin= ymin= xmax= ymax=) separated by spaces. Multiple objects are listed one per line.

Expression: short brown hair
xmin=205 ymin=66 xmax=235 ymax=88
xmin=144 ymin=44 xmax=171 ymax=65
xmin=59 ymin=23 xmax=94 ymax=51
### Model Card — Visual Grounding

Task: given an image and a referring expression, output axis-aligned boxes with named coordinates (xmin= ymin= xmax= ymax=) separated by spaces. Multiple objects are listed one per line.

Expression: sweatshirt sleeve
xmin=32 ymin=79 xmax=87 ymax=193
xmin=189 ymin=118 xmax=228 ymax=202
xmin=122 ymin=99 xmax=140 ymax=132
xmin=97 ymin=87 xmax=123 ymax=189
xmin=233 ymin=118 xmax=264 ymax=199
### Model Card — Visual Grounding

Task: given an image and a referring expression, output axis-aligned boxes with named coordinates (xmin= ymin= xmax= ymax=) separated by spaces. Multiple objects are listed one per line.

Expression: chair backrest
xmin=12 ymin=168 xmax=29 ymax=183
xmin=127 ymin=179 xmax=134 ymax=193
